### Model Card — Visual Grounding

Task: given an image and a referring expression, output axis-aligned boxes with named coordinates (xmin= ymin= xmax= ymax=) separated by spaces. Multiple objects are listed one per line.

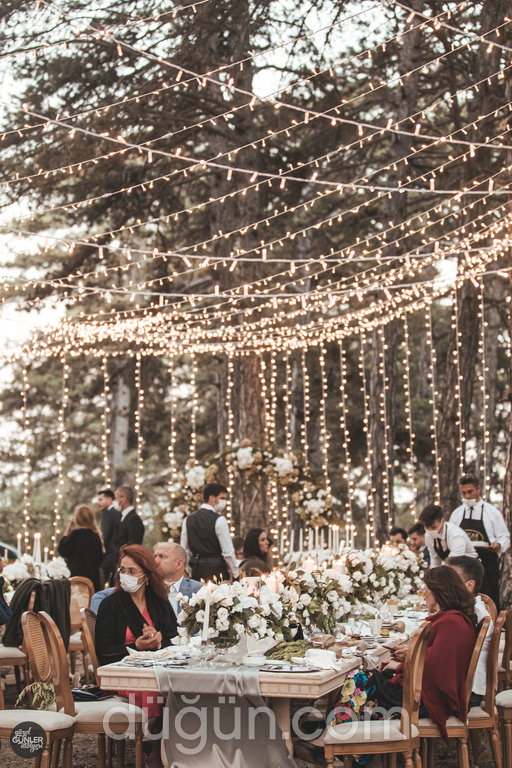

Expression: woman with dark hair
xmin=57 ymin=504 xmax=104 ymax=591
xmin=240 ymin=528 xmax=272 ymax=576
xmin=95 ymin=545 xmax=177 ymax=768
xmin=95 ymin=544 xmax=177 ymax=667
xmin=295 ymin=567 xmax=478 ymax=766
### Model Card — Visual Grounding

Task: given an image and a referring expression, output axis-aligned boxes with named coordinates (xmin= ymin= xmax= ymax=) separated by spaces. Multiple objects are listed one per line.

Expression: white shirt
xmin=181 ymin=504 xmax=239 ymax=578
xmin=166 ymin=576 xmax=183 ymax=618
xmin=425 ymin=521 xmax=478 ymax=568
xmin=120 ymin=505 xmax=134 ymax=522
xmin=450 ymin=500 xmax=510 ymax=554
xmin=474 ymin=595 xmax=492 ymax=697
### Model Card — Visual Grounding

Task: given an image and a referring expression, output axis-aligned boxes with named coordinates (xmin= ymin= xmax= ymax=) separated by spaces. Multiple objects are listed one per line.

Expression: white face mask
xmin=119 ymin=573 xmax=144 ymax=593
xmin=464 ymin=497 xmax=479 ymax=508
xmin=215 ymin=498 xmax=227 ymax=513
xmin=428 ymin=525 xmax=443 ymax=539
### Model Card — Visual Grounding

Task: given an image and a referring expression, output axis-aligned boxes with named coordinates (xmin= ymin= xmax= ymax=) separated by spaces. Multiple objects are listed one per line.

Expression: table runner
xmin=154 ymin=665 xmax=296 ymax=768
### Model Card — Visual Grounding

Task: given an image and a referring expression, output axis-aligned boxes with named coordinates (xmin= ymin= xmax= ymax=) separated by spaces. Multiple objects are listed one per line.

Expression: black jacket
xmin=101 ymin=505 xmax=121 ymax=573
xmin=58 ymin=528 xmax=103 ymax=592
xmin=115 ymin=509 xmax=145 ymax=550
xmin=95 ymin=586 xmax=178 ymax=667
xmin=3 ymin=577 xmax=71 ymax=649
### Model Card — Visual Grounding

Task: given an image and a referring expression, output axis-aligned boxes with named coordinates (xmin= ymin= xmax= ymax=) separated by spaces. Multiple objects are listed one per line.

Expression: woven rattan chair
xmin=419 ymin=616 xmax=491 ymax=768
xmin=80 ymin=608 xmax=99 ymax=681
xmin=479 ymin=594 xmax=498 ymax=625
xmin=69 ymin=577 xmax=94 ymax=684
xmin=323 ymin=621 xmax=431 ymax=768
xmin=498 ymin=604 xmax=512 ymax=692
xmin=23 ymin=610 xmax=146 ymax=768
xmin=0 ymin=611 xmax=75 ymax=767
xmin=467 ymin=610 xmax=505 ymax=768
xmin=0 ymin=588 xmax=36 ymax=709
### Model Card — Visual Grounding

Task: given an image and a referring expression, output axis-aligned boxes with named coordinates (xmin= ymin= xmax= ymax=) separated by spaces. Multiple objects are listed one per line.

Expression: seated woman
xmin=95 ymin=544 xmax=178 ymax=768
xmin=296 ymin=567 xmax=478 ymax=767
xmin=239 ymin=528 xmax=273 ymax=576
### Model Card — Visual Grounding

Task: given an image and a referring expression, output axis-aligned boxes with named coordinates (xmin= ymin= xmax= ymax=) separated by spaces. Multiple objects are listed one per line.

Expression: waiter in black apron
xmin=450 ymin=474 xmax=510 ymax=612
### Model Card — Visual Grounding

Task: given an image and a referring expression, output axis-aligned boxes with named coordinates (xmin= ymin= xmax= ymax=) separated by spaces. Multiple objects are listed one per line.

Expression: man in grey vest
xmin=180 ymin=482 xmax=239 ymax=582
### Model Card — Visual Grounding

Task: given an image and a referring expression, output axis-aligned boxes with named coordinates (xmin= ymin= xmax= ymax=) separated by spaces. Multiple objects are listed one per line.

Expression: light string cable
xmin=360 ymin=332 xmax=375 ymax=539
xmin=402 ymin=313 xmax=416 ymax=513
xmin=425 ymin=302 xmax=441 ymax=503
xmin=21 ymin=364 xmax=31 ymax=550
xmin=101 ymin=356 xmax=111 ymax=488
xmin=52 ymin=357 xmax=69 ymax=551
xmin=477 ymin=285 xmax=491 ymax=490
xmin=134 ymin=352 xmax=143 ymax=505
xmin=339 ymin=340 xmax=354 ymax=533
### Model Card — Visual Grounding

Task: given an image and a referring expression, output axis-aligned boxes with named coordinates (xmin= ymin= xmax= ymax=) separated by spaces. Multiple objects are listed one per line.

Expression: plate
xmin=472 ymin=541 xmax=490 ymax=548
xmin=264 ymin=664 xmax=317 ymax=673
xmin=122 ymin=659 xmax=189 ymax=668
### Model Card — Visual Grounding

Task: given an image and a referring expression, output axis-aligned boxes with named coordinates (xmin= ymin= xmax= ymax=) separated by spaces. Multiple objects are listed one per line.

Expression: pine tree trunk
xmin=110 ymin=360 xmax=133 ymax=486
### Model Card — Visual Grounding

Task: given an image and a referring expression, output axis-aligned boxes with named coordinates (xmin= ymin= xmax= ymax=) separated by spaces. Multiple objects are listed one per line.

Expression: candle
xmin=321 ymin=560 xmax=328 ymax=570
xmin=299 ymin=528 xmax=303 ymax=553
xmin=303 ymin=555 xmax=317 ymax=573
xmin=315 ymin=527 xmax=319 ymax=551
xmin=202 ymin=582 xmax=212 ymax=643
xmin=345 ymin=524 xmax=349 ymax=546
xmin=16 ymin=533 xmax=22 ymax=558
xmin=33 ymin=533 xmax=41 ymax=565
xmin=280 ymin=530 xmax=285 ymax=555
xmin=350 ymin=525 xmax=355 ymax=549
xmin=289 ymin=530 xmax=295 ymax=553
xmin=333 ymin=525 xmax=339 ymax=552
xmin=332 ymin=558 xmax=346 ymax=574
xmin=308 ymin=528 xmax=313 ymax=552
xmin=44 ymin=547 xmax=48 ymax=565
xmin=265 ymin=573 xmax=279 ymax=593
xmin=320 ymin=529 xmax=324 ymax=550
xmin=366 ymin=524 xmax=371 ymax=550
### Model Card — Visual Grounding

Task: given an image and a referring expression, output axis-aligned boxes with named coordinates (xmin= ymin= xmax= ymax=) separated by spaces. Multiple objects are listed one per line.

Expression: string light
xmin=360 ymin=333 xmax=375 ymax=540
xmin=168 ymin=355 xmax=178 ymax=493
xmin=52 ymin=358 xmax=69 ymax=552
xmin=425 ymin=306 xmax=440 ymax=502
xmin=21 ymin=365 xmax=31 ymax=549
xmin=101 ymin=356 xmax=111 ymax=488
xmin=301 ymin=349 xmax=310 ymax=461
xmin=477 ymin=286 xmax=490 ymax=491
xmin=402 ymin=315 xmax=416 ymax=513
xmin=284 ymin=351 xmax=293 ymax=453
xmin=189 ymin=353 xmax=198 ymax=463
xmin=319 ymin=346 xmax=331 ymax=494
xmin=134 ymin=353 xmax=143 ymax=505
xmin=377 ymin=326 xmax=392 ymax=521
xmin=452 ymin=289 xmax=465 ymax=474
xmin=224 ymin=356 xmax=235 ymax=529
xmin=339 ymin=341 xmax=354 ymax=531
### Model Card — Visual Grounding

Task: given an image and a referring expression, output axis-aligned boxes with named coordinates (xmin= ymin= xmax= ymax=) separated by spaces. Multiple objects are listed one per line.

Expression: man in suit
xmin=97 ymin=488 xmax=121 ymax=585
xmin=114 ymin=485 xmax=144 ymax=555
xmin=180 ymin=482 xmax=238 ymax=582
xmin=154 ymin=542 xmax=202 ymax=619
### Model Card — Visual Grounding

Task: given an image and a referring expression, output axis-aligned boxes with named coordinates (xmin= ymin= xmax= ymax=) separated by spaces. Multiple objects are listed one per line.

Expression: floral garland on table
xmin=174 ymin=581 xmax=295 ymax=646
xmin=343 ymin=545 xmax=425 ymax=603
xmin=162 ymin=440 xmax=337 ymax=538
xmin=280 ymin=568 xmax=354 ymax=634
xmin=3 ymin=554 xmax=70 ymax=590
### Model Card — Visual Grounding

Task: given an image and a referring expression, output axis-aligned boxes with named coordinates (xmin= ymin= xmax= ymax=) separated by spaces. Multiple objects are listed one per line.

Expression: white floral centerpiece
xmin=2 ymin=561 xmax=31 ymax=588
xmin=175 ymin=581 xmax=294 ymax=647
xmin=44 ymin=557 xmax=70 ymax=580
xmin=282 ymin=568 xmax=353 ymax=633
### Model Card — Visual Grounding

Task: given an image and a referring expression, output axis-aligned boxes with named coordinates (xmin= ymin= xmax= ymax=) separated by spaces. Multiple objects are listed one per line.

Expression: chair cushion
xmin=468 ymin=705 xmax=491 ymax=720
xmin=0 ymin=646 xmax=27 ymax=661
xmin=323 ymin=720 xmax=418 ymax=745
xmin=496 ymin=691 xmax=512 ymax=708
xmin=73 ymin=699 xmax=146 ymax=725
xmin=418 ymin=716 xmax=464 ymax=729
xmin=0 ymin=710 xmax=74 ymax=730
xmin=68 ymin=632 xmax=83 ymax=648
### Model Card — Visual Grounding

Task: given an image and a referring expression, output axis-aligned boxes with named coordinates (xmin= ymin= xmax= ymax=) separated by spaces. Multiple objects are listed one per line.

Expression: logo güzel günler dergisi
xmin=10 ymin=721 xmax=47 ymax=758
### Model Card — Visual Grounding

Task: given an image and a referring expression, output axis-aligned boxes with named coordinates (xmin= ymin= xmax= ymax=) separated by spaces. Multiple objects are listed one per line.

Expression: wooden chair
xmin=323 ymin=621 xmax=431 ymax=768
xmin=0 ymin=611 xmax=75 ymax=767
xmin=23 ymin=611 xmax=146 ymax=768
xmin=467 ymin=610 xmax=505 ymax=768
xmin=69 ymin=577 xmax=94 ymax=684
xmin=80 ymin=608 xmax=99 ymax=681
xmin=419 ymin=616 xmax=491 ymax=768
xmin=480 ymin=594 xmax=498 ymax=625
xmin=498 ymin=604 xmax=512 ymax=692
xmin=0 ymin=588 xmax=36 ymax=709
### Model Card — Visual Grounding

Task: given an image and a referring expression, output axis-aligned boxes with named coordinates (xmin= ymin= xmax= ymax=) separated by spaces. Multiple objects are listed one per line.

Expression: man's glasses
xmin=118 ymin=567 xmax=144 ymax=576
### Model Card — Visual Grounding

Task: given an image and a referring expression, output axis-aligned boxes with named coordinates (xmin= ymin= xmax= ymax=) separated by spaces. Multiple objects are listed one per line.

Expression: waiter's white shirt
xmin=474 ymin=595 xmax=492 ymax=697
xmin=181 ymin=504 xmax=239 ymax=578
xmin=167 ymin=576 xmax=183 ymax=618
xmin=425 ymin=521 xmax=478 ymax=568
xmin=450 ymin=500 xmax=510 ymax=553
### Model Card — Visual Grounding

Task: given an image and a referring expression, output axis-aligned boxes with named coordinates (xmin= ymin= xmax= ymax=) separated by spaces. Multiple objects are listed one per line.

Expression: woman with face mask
xmin=95 ymin=544 xmax=178 ymax=668
xmin=239 ymin=528 xmax=273 ymax=576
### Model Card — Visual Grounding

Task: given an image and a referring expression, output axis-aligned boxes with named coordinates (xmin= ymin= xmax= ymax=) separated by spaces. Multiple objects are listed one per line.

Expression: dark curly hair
xmin=424 ymin=566 xmax=478 ymax=627
xmin=115 ymin=544 xmax=169 ymax=602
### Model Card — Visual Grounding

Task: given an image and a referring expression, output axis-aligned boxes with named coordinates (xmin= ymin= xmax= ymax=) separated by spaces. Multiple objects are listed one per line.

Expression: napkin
xmin=125 ymin=648 xmax=177 ymax=660
xmin=291 ymin=649 xmax=345 ymax=670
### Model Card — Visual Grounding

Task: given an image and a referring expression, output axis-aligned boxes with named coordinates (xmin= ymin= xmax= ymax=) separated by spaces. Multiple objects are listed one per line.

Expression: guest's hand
xmin=135 ymin=624 xmax=162 ymax=650
xmin=64 ymin=520 xmax=74 ymax=536
xmin=378 ymin=660 xmax=400 ymax=672
xmin=390 ymin=645 xmax=408 ymax=662
xmin=490 ymin=542 xmax=501 ymax=552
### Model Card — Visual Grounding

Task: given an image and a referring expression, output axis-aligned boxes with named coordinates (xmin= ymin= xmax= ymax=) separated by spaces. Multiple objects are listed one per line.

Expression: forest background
xmin=1 ymin=0 xmax=512 ymax=597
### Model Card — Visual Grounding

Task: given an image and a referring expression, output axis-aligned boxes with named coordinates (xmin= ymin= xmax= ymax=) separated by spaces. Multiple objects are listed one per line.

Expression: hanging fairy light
xmin=319 ymin=346 xmax=331 ymax=494
xmin=301 ymin=348 xmax=311 ymax=462
xmin=21 ymin=365 xmax=31 ymax=550
xmin=402 ymin=314 xmax=416 ymax=512
xmin=283 ymin=351 xmax=293 ymax=453
xmin=189 ymin=353 xmax=198 ymax=463
xmin=101 ymin=357 xmax=111 ymax=488
xmin=425 ymin=306 xmax=441 ymax=502
xmin=377 ymin=326 xmax=392 ymax=521
xmin=134 ymin=353 xmax=144 ymax=506
xmin=52 ymin=358 xmax=70 ymax=553
xmin=477 ymin=286 xmax=490 ymax=491
xmin=360 ymin=333 xmax=375 ymax=539
xmin=339 ymin=340 xmax=354 ymax=530
xmin=168 ymin=355 xmax=178 ymax=494
xmin=225 ymin=356 xmax=235 ymax=529
xmin=452 ymin=290 xmax=465 ymax=474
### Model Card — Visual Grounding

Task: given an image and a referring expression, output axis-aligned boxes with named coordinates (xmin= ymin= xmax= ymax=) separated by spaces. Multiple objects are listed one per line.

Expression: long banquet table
xmin=97 ymin=640 xmax=394 ymax=755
